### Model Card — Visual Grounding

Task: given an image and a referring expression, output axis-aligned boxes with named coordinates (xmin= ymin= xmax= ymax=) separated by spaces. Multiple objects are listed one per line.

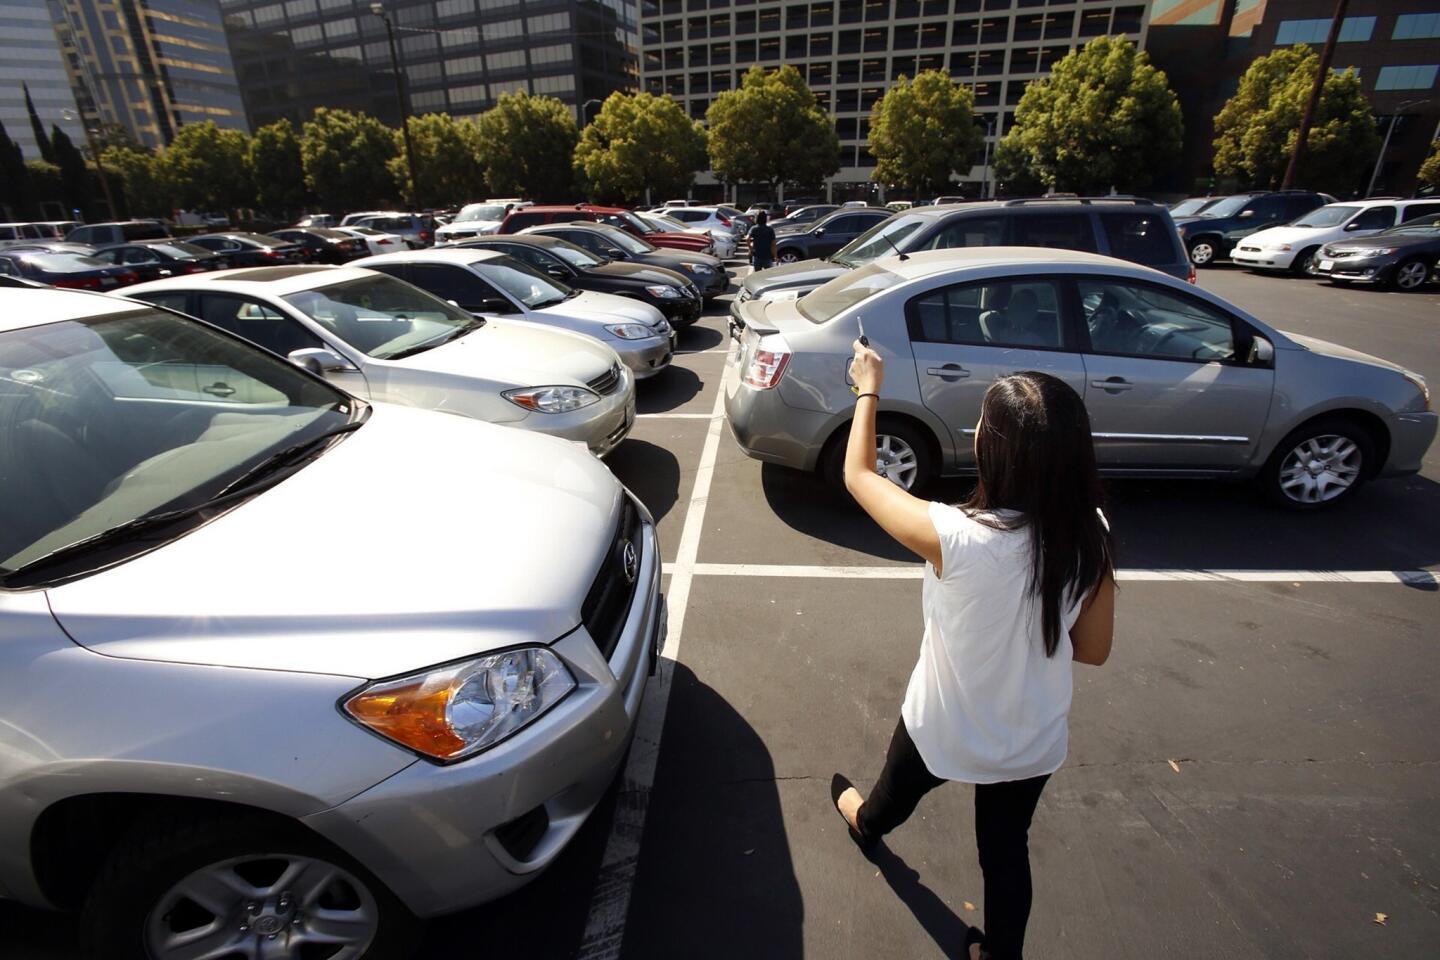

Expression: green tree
xmin=300 ymin=109 xmax=399 ymax=212
xmin=1420 ymin=139 xmax=1440 ymax=189
xmin=161 ymin=121 xmax=253 ymax=215
xmin=868 ymin=71 xmax=982 ymax=196
xmin=388 ymin=113 xmax=486 ymax=208
xmin=250 ymin=118 xmax=310 ymax=215
xmin=25 ymin=160 xmax=62 ymax=210
xmin=707 ymin=65 xmax=840 ymax=196
xmin=0 ymin=118 xmax=31 ymax=218
xmin=573 ymin=92 xmax=708 ymax=204
xmin=23 ymin=83 xmax=54 ymax=164
xmin=998 ymin=35 xmax=1182 ymax=195
xmin=1212 ymin=45 xmax=1379 ymax=193
xmin=102 ymin=146 xmax=170 ymax=218
xmin=50 ymin=125 xmax=92 ymax=217
xmin=992 ymin=136 xmax=1046 ymax=198
xmin=473 ymin=93 xmax=579 ymax=200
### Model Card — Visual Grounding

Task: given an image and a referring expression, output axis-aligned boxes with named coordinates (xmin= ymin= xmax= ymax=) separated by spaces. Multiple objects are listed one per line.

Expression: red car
xmin=498 ymin=205 xmax=712 ymax=254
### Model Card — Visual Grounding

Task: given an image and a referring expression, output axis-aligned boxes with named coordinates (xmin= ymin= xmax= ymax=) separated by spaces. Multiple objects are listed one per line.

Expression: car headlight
xmin=1364 ymin=247 xmax=1398 ymax=256
xmin=606 ymin=323 xmax=655 ymax=339
xmin=1267 ymin=243 xmax=1293 ymax=252
xmin=764 ymin=289 xmax=802 ymax=301
xmin=736 ymin=287 xmax=752 ymax=302
xmin=645 ymin=284 xmax=682 ymax=299
xmin=681 ymin=262 xmax=714 ymax=274
xmin=344 ymin=648 xmax=575 ymax=762
xmin=1402 ymin=371 xmax=1431 ymax=411
xmin=502 ymin=385 xmax=600 ymax=413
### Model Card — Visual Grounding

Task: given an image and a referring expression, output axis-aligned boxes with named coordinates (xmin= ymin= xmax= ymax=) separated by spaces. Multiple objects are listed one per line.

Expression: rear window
xmin=121 ymin=222 xmax=168 ymax=240
xmin=505 ymin=212 xmax=544 ymax=230
xmin=1011 ymin=213 xmax=1097 ymax=252
xmin=1100 ymin=212 xmax=1178 ymax=266
xmin=798 ymin=262 xmax=906 ymax=324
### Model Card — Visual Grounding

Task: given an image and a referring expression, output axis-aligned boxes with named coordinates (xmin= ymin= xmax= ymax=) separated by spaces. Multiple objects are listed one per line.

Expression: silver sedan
xmin=725 ymin=247 xmax=1435 ymax=508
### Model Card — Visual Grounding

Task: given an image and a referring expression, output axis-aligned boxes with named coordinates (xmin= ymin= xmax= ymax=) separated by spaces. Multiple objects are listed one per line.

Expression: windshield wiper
xmin=386 ymin=318 xmax=485 ymax=359
xmin=218 ymin=419 xmax=365 ymax=498
xmin=563 ymin=288 xmax=582 ymax=299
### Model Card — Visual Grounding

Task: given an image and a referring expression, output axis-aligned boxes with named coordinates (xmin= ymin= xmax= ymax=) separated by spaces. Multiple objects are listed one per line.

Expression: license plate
xmin=99 ymin=277 xmax=116 ymax=287
xmin=1319 ymin=259 xmax=1334 ymax=271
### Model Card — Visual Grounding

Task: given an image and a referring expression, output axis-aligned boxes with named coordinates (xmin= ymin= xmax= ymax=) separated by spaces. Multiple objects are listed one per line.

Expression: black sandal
xmin=830 ymin=773 xmax=876 ymax=852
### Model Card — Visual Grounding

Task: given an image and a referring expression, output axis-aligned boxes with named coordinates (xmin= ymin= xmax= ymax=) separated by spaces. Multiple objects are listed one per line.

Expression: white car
xmin=1232 ymin=199 xmax=1440 ymax=274
xmin=435 ymin=201 xmax=532 ymax=244
xmin=653 ymin=205 xmax=745 ymax=240
xmin=333 ymin=225 xmax=411 ymax=255
xmin=356 ymin=248 xmax=678 ymax=379
xmin=644 ymin=213 xmax=737 ymax=260
xmin=123 ymin=265 xmax=636 ymax=456
xmin=339 ymin=210 xmax=404 ymax=227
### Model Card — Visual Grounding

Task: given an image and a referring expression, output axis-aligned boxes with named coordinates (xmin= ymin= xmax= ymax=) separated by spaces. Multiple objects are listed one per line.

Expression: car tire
xmin=1187 ymin=238 xmax=1217 ymax=266
xmin=1260 ymin=415 xmax=1376 ymax=510
xmin=823 ymin=416 xmax=935 ymax=495
xmin=777 ymin=248 xmax=802 ymax=264
xmin=1291 ymin=246 xmax=1321 ymax=276
xmin=82 ymin=810 xmax=419 ymax=960
xmin=1392 ymin=257 xmax=1432 ymax=291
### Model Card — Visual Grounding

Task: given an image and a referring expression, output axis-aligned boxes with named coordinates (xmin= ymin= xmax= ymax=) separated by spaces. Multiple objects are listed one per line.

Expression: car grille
xmin=1237 ymin=245 xmax=1261 ymax=253
xmin=587 ymin=363 xmax=623 ymax=396
xmin=1326 ymin=249 xmax=1363 ymax=259
xmin=581 ymin=495 xmax=643 ymax=661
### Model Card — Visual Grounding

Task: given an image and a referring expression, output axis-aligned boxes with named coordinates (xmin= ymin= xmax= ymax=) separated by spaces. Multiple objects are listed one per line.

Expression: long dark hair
xmin=962 ymin=371 xmax=1114 ymax=657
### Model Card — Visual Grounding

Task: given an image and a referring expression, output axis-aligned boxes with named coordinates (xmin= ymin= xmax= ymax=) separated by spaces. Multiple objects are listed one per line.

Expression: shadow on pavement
xmin=869 ymin=843 xmax=978 ymax=960
xmin=760 ymin=463 xmax=927 ymax=562
xmin=637 ymin=365 xmax=703 ymax=414
xmin=621 ymin=662 xmax=803 ymax=958
xmin=678 ymin=323 xmax=725 ymax=352
xmin=0 ymin=901 xmax=79 ymax=959
xmin=607 ymin=440 xmax=682 ymax=524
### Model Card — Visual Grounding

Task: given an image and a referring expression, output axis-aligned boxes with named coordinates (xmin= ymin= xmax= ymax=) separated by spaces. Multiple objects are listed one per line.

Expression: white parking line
xmin=635 ymin=412 xmax=723 ymax=420
xmin=577 ymin=359 xmax=734 ymax=958
xmin=690 ymin=563 xmax=1436 ymax=585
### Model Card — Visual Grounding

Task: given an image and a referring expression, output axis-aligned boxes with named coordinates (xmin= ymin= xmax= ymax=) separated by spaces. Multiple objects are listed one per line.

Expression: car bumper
xmin=616 ymin=331 xmax=676 ymax=380
xmin=1313 ymin=256 xmax=1391 ymax=282
xmin=1381 ymin=412 xmax=1438 ymax=477
xmin=657 ymin=295 xmax=703 ymax=327
xmin=304 ymin=513 xmax=664 ymax=918
xmin=520 ymin=367 xmax=635 ymax=457
xmin=1231 ymin=248 xmax=1294 ymax=270
xmin=723 ymin=347 xmax=829 ymax=472
xmin=694 ymin=270 xmax=729 ymax=297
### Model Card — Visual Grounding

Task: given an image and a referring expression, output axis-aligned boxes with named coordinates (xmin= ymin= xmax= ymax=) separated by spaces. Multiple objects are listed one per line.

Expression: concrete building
xmin=0 ymin=1 xmax=82 ymax=163
xmin=218 ymin=0 xmax=637 ymax=130
xmin=637 ymin=0 xmax=1151 ymax=202
xmin=49 ymin=0 xmax=248 ymax=150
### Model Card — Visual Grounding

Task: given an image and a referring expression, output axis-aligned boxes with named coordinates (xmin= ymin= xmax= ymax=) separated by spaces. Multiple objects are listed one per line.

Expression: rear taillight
xmin=742 ymin=335 xmax=791 ymax=389
xmin=1188 ymin=263 xmax=1197 ymax=284
xmin=54 ymin=276 xmax=100 ymax=289
xmin=184 ymin=262 xmax=208 ymax=273
xmin=261 ymin=249 xmax=282 ymax=259
xmin=718 ymin=215 xmax=731 ymax=225
xmin=117 ymin=271 xmax=138 ymax=285
xmin=377 ymin=238 xmax=393 ymax=245
xmin=419 ymin=231 xmax=431 ymax=243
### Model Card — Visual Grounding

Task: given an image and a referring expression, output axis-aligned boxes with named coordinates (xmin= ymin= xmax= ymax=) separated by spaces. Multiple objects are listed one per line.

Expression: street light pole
xmin=370 ymin=2 xmax=421 ymax=210
xmin=1365 ymin=99 xmax=1428 ymax=197
xmin=979 ymin=115 xmax=995 ymax=199
xmin=581 ymin=98 xmax=602 ymax=126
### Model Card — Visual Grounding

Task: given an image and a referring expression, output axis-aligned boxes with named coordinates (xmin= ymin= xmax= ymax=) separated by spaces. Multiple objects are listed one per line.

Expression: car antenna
xmin=878 ymin=230 xmax=908 ymax=261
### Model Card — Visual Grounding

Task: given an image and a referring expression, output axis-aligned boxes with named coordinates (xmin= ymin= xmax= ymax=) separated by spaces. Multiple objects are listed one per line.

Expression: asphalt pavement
xmin=4 ymin=262 xmax=1438 ymax=959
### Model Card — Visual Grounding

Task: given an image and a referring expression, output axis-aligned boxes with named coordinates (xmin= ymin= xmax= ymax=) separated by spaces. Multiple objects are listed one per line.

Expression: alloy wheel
xmin=1277 ymin=434 xmax=1361 ymax=505
xmin=1188 ymin=241 xmax=1214 ymax=265
xmin=778 ymin=250 xmax=801 ymax=263
xmin=1395 ymin=260 xmax=1430 ymax=291
xmin=875 ymin=433 xmax=919 ymax=490
xmin=145 ymin=853 xmax=379 ymax=959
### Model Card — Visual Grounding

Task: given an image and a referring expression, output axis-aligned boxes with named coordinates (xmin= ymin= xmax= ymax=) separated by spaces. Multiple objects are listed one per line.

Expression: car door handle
xmin=1090 ymin=377 xmax=1133 ymax=393
xmin=926 ymin=364 xmax=970 ymax=381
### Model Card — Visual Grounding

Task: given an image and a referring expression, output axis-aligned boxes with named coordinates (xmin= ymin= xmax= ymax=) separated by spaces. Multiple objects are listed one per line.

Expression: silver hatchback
xmin=726 ymin=248 xmax=1435 ymax=508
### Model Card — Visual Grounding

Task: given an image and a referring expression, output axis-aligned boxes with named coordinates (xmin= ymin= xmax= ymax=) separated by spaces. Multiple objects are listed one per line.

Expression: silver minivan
xmin=726 ymin=248 xmax=1435 ymax=508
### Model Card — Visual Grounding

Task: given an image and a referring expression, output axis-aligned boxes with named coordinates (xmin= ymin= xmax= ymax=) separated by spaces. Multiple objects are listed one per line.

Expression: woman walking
xmin=832 ymin=341 xmax=1116 ymax=960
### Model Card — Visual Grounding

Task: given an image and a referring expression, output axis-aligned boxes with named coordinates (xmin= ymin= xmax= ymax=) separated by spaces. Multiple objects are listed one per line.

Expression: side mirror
xmin=813 ymin=227 xmax=825 ymax=237
xmin=604 ymin=247 xmax=627 ymax=259
xmin=545 ymin=266 xmax=569 ymax=279
xmin=1248 ymin=335 xmax=1274 ymax=365
xmin=1238 ymin=210 xmax=1254 ymax=219
xmin=288 ymin=347 xmax=353 ymax=374
xmin=1343 ymin=222 xmax=1362 ymax=231
xmin=477 ymin=297 xmax=513 ymax=313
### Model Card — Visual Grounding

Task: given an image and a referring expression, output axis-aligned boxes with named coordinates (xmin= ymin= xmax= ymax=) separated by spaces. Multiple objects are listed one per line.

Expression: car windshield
xmin=797 ymin=262 xmax=906 ymax=324
xmin=150 ymin=242 xmax=212 ymax=258
xmin=474 ymin=255 xmax=572 ymax=307
xmin=283 ymin=274 xmax=477 ymax=359
xmin=833 ymin=215 xmax=926 ymax=266
xmin=644 ymin=215 xmax=684 ymax=231
xmin=1293 ymin=205 xmax=1360 ymax=228
xmin=348 ymin=227 xmax=384 ymax=237
xmin=456 ymin=203 xmax=509 ymax=222
xmin=1197 ymin=195 xmax=1252 ymax=218
xmin=544 ymin=239 xmax=604 ymax=267
xmin=598 ymin=227 xmax=654 ymax=254
xmin=0 ymin=307 xmax=354 ymax=583
xmin=23 ymin=253 xmax=107 ymax=271
xmin=1171 ymin=198 xmax=1218 ymax=217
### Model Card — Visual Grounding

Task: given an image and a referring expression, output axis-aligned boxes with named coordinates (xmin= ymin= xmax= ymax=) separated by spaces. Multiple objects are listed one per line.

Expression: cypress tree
xmin=24 ymin=83 xmax=55 ymax=164
xmin=0 ymin=118 xmax=31 ymax=218
xmin=51 ymin=125 xmax=91 ymax=217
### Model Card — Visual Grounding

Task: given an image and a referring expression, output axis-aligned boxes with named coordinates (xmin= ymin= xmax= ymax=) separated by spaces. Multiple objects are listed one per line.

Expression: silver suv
xmin=0 ymin=287 xmax=663 ymax=956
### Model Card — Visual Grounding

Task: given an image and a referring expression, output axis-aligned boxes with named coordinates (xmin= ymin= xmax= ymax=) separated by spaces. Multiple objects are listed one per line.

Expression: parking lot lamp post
xmin=370 ymin=2 xmax=421 ymax=210
xmin=581 ymin=98 xmax=602 ymax=126
xmin=1365 ymin=99 xmax=1429 ymax=197
xmin=979 ymin=115 xmax=995 ymax=199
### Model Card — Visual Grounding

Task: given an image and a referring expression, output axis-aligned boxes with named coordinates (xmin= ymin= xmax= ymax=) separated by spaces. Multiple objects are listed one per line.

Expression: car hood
xmin=436 ymin=220 xmax=501 ymax=236
xmin=644 ymin=231 xmax=709 ymax=250
xmin=742 ymin=258 xmax=846 ymax=294
xmin=1283 ymin=332 xmax=1408 ymax=374
xmin=391 ymin=315 xmax=617 ymax=386
xmin=1325 ymin=232 xmax=1434 ymax=252
xmin=543 ymin=290 xmax=665 ymax=328
xmin=589 ymin=261 xmax=689 ymax=288
xmin=640 ymin=248 xmax=722 ymax=270
xmin=46 ymin=404 xmax=622 ymax=678
xmin=1243 ymin=225 xmax=1329 ymax=245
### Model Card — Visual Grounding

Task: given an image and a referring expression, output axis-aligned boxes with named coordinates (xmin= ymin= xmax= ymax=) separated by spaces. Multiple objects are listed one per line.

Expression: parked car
xmin=773 ymin=207 xmax=893 ymax=263
xmin=293 ymin=213 xmax=336 ymax=228
xmin=434 ymin=201 xmax=531 ymax=243
xmin=522 ymin=222 xmax=729 ymax=299
xmin=1232 ymin=198 xmax=1440 ymax=274
xmin=726 ymin=247 xmax=1434 ymax=507
xmin=124 ymin=265 xmax=635 ymax=456
xmin=0 ymin=284 xmax=662 ymax=951
xmin=498 ymin=205 xmax=711 ymax=254
xmin=458 ymin=233 xmax=703 ymax=327
xmin=782 ymin=199 xmax=824 ymax=217
xmin=1314 ymin=213 xmax=1440 ymax=290
xmin=0 ymin=241 xmax=98 ymax=256
xmin=1173 ymin=191 xmax=1331 ymax=267
xmin=350 ymin=213 xmax=436 ymax=248
xmin=333 ymin=224 xmax=411 ymax=256
xmin=357 ymin=248 xmax=677 ymax=380
xmin=91 ymin=240 xmax=226 ymax=281
xmin=184 ymin=232 xmax=307 ymax=266
xmin=642 ymin=212 xmax=737 ymax=260
xmin=770 ymin=204 xmax=837 ymax=231
xmin=268 ymin=227 xmax=370 ymax=264
xmin=736 ymin=197 xmax=1193 ymax=313
xmin=885 ymin=201 xmax=914 ymax=212
xmin=649 ymin=206 xmax=744 ymax=239
xmin=1168 ymin=196 xmax=1221 ymax=218
xmin=0 ymin=250 xmax=138 ymax=289
xmin=64 ymin=220 xmax=171 ymax=246
xmin=339 ymin=210 xmax=398 ymax=227
xmin=0 ymin=222 xmax=51 ymax=246
xmin=608 ymin=207 xmax=715 ymax=253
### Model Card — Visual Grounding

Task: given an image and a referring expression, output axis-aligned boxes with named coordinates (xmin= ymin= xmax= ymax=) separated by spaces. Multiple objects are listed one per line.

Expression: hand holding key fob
xmin=850 ymin=317 xmax=871 ymax=395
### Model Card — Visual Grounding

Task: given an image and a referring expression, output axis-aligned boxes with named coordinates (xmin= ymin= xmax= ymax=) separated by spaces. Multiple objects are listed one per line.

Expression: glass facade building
xmin=0 ymin=2 xmax=83 ymax=163
xmin=49 ymin=0 xmax=248 ymax=149
xmin=218 ymin=0 xmax=637 ymax=129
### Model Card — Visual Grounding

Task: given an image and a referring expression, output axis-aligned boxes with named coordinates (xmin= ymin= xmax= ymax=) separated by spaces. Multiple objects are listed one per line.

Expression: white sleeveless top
xmin=900 ymin=502 xmax=1085 ymax=783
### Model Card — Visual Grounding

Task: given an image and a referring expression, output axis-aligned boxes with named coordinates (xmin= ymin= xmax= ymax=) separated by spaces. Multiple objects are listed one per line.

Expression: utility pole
xmin=1365 ymin=99 xmax=1428 ymax=197
xmin=1281 ymin=0 xmax=1348 ymax=190
xmin=370 ymin=2 xmax=421 ymax=210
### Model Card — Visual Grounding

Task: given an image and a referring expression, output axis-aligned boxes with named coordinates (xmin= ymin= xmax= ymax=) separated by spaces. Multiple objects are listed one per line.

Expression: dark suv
xmin=773 ymin=208 xmax=893 ymax=263
xmin=736 ymin=198 xmax=1192 ymax=312
xmin=1172 ymin=191 xmax=1330 ymax=267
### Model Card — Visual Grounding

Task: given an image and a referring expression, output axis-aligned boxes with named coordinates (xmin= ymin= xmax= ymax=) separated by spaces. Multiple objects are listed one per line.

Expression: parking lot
xmin=5 ymin=262 xmax=1438 ymax=959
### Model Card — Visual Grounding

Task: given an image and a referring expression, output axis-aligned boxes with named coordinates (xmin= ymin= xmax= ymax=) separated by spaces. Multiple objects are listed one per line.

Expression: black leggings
xmin=856 ymin=718 xmax=1050 ymax=960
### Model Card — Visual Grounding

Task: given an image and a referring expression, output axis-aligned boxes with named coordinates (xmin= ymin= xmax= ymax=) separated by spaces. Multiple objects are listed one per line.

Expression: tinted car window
xmin=505 ymin=212 xmax=544 ymax=230
xmin=122 ymin=222 xmax=168 ymax=240
xmin=1401 ymin=202 xmax=1440 ymax=222
xmin=1100 ymin=213 xmax=1177 ymax=267
xmin=1079 ymin=280 xmax=1234 ymax=362
xmin=1350 ymin=207 xmax=1396 ymax=231
xmin=908 ymin=279 xmax=1064 ymax=349
xmin=136 ymin=291 xmax=190 ymax=313
xmin=197 ymin=294 xmax=323 ymax=357
xmin=921 ymin=215 xmax=1006 ymax=250
xmin=407 ymin=263 xmax=508 ymax=312
xmin=1011 ymin=214 xmax=1097 ymax=252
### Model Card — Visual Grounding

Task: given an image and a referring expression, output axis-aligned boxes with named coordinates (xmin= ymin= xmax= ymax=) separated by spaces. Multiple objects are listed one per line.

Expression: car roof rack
xmin=1001 ymin=196 xmax=1159 ymax=206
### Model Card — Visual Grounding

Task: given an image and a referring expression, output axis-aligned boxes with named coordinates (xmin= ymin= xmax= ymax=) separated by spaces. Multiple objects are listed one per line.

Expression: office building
xmin=49 ymin=0 xmax=249 ymax=149
xmin=0 ymin=1 xmax=82 ymax=162
xmin=218 ymin=0 xmax=637 ymax=130
xmin=637 ymin=0 xmax=1151 ymax=201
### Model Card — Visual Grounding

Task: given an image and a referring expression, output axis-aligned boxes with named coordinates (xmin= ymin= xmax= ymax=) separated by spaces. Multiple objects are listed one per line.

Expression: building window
xmin=1374 ymin=64 xmax=1438 ymax=91
xmin=1274 ymin=17 xmax=1375 ymax=45
xmin=1393 ymin=13 xmax=1440 ymax=40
